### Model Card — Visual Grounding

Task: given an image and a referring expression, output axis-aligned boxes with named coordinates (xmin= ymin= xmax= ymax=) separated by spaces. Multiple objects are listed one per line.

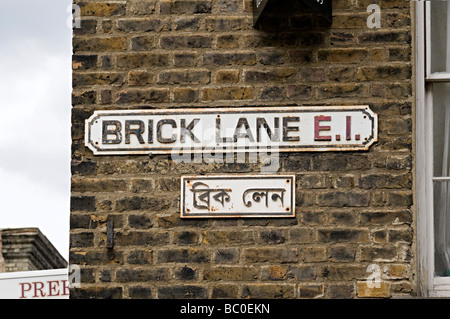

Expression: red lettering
xmin=47 ymin=280 xmax=60 ymax=296
xmin=33 ymin=281 xmax=46 ymax=298
xmin=62 ymin=280 xmax=70 ymax=296
xmin=19 ymin=282 xmax=32 ymax=299
xmin=346 ymin=116 xmax=351 ymax=140
xmin=314 ymin=115 xmax=332 ymax=141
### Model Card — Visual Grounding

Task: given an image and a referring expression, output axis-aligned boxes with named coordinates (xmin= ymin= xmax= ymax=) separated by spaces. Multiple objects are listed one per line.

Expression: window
xmin=417 ymin=1 xmax=450 ymax=297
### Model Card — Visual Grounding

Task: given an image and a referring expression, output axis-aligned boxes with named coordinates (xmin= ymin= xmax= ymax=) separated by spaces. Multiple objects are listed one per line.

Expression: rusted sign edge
xmin=85 ymin=105 xmax=378 ymax=155
xmin=180 ymin=174 xmax=296 ymax=218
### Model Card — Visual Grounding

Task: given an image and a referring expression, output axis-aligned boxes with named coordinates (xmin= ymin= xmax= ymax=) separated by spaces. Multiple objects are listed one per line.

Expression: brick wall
xmin=70 ymin=0 xmax=414 ymax=298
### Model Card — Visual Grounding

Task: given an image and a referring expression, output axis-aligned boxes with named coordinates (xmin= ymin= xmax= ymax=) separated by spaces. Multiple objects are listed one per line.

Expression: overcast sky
xmin=0 ymin=0 xmax=72 ymax=261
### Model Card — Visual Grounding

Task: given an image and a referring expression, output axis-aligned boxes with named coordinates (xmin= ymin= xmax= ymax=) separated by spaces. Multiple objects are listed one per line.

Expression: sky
xmin=0 ymin=0 xmax=72 ymax=261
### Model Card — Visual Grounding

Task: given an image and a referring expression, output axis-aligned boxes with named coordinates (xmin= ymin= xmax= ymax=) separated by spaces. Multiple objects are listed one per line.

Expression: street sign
xmin=85 ymin=106 xmax=377 ymax=155
xmin=180 ymin=175 xmax=295 ymax=218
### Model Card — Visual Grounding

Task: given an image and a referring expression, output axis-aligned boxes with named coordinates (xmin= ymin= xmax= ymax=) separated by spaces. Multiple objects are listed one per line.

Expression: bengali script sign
xmin=180 ymin=175 xmax=295 ymax=218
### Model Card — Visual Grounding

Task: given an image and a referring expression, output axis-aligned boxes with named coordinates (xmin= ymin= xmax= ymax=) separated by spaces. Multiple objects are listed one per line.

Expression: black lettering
xmin=157 ymin=119 xmax=177 ymax=143
xmin=282 ymin=116 xmax=300 ymax=142
xmin=102 ymin=120 xmax=122 ymax=144
xmin=233 ymin=117 xmax=255 ymax=142
xmin=125 ymin=120 xmax=145 ymax=144
xmin=257 ymin=117 xmax=279 ymax=142
xmin=180 ymin=118 xmax=200 ymax=143
xmin=215 ymin=117 xmax=233 ymax=143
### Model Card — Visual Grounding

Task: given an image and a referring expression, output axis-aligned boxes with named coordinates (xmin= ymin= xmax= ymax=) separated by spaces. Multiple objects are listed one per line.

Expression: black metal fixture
xmin=253 ymin=0 xmax=332 ymax=27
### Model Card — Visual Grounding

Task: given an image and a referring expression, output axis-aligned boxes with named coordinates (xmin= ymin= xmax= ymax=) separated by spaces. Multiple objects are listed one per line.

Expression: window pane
xmin=430 ymin=1 xmax=450 ymax=73
xmin=433 ymin=83 xmax=450 ymax=277
xmin=433 ymin=83 xmax=450 ymax=178
xmin=434 ymin=181 xmax=450 ymax=276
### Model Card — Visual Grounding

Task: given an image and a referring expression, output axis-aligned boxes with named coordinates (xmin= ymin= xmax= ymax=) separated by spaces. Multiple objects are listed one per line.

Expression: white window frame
xmin=416 ymin=1 xmax=450 ymax=297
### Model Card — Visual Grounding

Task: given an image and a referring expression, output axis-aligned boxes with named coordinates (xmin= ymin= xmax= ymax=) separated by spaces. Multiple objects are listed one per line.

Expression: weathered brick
xmin=158 ymin=69 xmax=211 ymax=84
xmin=70 ymin=196 xmax=96 ymax=211
xmin=70 ymin=232 xmax=94 ymax=247
xmin=127 ymin=0 xmax=156 ymax=15
xmin=71 ymin=178 xmax=127 ymax=193
xmin=128 ymin=70 xmax=154 ymax=86
xmin=289 ymin=228 xmax=315 ymax=243
xmin=128 ymin=214 xmax=153 ymax=229
xmin=203 ymin=266 xmax=258 ymax=281
xmin=328 ymin=284 xmax=354 ymax=299
xmin=357 ymin=281 xmax=391 ymax=298
xmin=115 ymin=231 xmax=170 ymax=246
xmin=318 ymin=48 xmax=368 ymax=63
xmin=217 ymin=35 xmax=240 ymax=49
xmin=157 ymin=248 xmax=210 ymax=263
xmin=160 ymin=35 xmax=212 ymax=49
xmin=173 ymin=17 xmax=199 ymax=31
xmin=215 ymin=69 xmax=240 ymax=83
xmin=260 ymin=86 xmax=286 ymax=100
xmin=131 ymin=36 xmax=156 ymax=51
xmin=173 ymin=88 xmax=199 ymax=102
xmin=300 ymin=247 xmax=327 ymax=262
xmin=117 ymin=18 xmax=170 ymax=32
xmin=360 ymin=210 xmax=412 ymax=225
xmin=358 ymin=31 xmax=411 ymax=44
xmin=357 ymin=65 xmax=412 ymax=81
xmin=318 ymin=229 xmax=369 ymax=243
xmin=329 ymin=246 xmax=356 ymax=262
xmin=72 ymin=90 xmax=96 ymax=105
xmin=129 ymin=286 xmax=152 ymax=299
xmin=258 ymin=230 xmax=285 ymax=244
xmin=202 ymin=230 xmax=254 ymax=245
xmin=160 ymin=0 xmax=212 ymax=14
xmin=127 ymin=250 xmax=152 ymax=264
xmin=79 ymin=2 xmax=126 ymax=17
xmin=298 ymin=284 xmax=324 ymax=298
xmin=175 ymin=265 xmax=198 ymax=280
xmin=115 ymin=89 xmax=170 ymax=104
xmin=322 ymin=265 xmax=367 ymax=281
xmin=211 ymin=284 xmax=239 ymax=298
xmin=205 ymin=17 xmax=250 ymax=31
xmin=70 ymin=287 xmax=123 ymax=299
xmin=157 ymin=285 xmax=208 ymax=299
xmin=73 ymin=37 xmax=127 ymax=52
xmin=69 ymin=250 xmax=123 ymax=266
xmin=243 ymin=248 xmax=298 ymax=263
xmin=203 ymin=52 xmax=256 ymax=66
xmin=73 ymin=55 xmax=97 ymax=70
xmin=359 ymin=245 xmax=398 ymax=262
xmin=73 ymin=19 xmax=97 ymax=36
xmin=286 ymin=85 xmax=311 ymax=99
xmin=261 ymin=265 xmax=288 ymax=280
xmin=116 ymin=267 xmax=170 ymax=282
xmin=73 ymin=72 xmax=124 ymax=87
xmin=242 ymin=284 xmax=295 ymax=299
xmin=201 ymin=86 xmax=254 ymax=101
xmin=316 ymin=83 xmax=368 ymax=98
xmin=116 ymin=53 xmax=171 ymax=69
xmin=174 ymin=230 xmax=199 ymax=245
xmin=214 ymin=248 xmax=239 ymax=263
xmin=115 ymin=196 xmax=171 ymax=211
xmin=317 ymin=191 xmax=370 ymax=207
xmin=244 ymin=68 xmax=297 ymax=83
